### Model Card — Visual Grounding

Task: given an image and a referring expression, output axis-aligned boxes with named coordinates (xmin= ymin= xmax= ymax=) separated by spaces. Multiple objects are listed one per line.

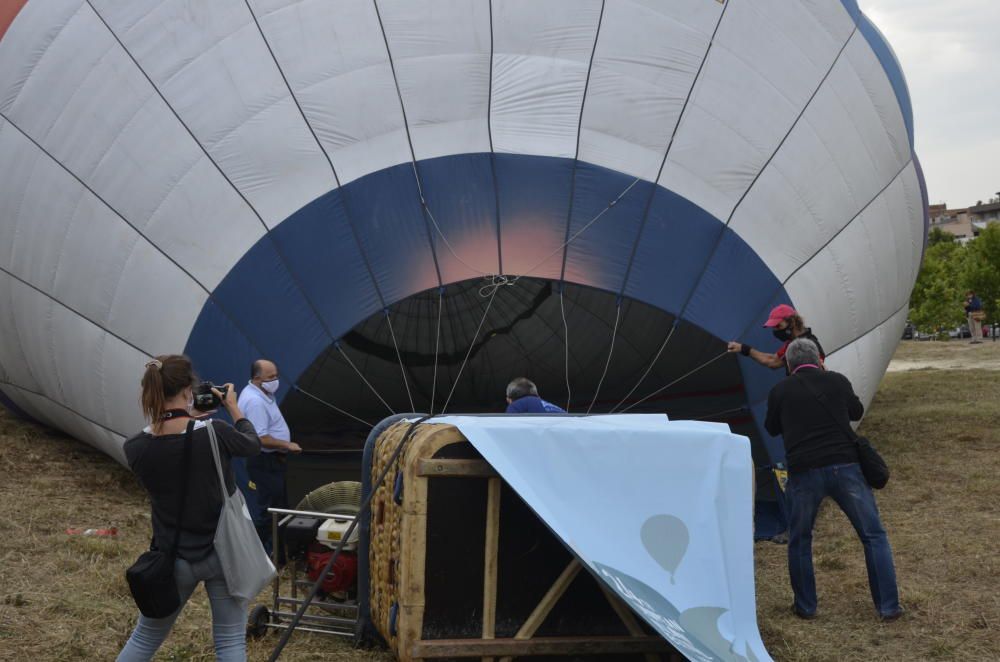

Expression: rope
xmin=609 ymin=320 xmax=678 ymax=413
xmin=292 ymin=386 xmax=374 ymax=427
xmin=422 ymin=201 xmax=494 ymax=278
xmin=335 ymin=343 xmax=395 ymax=415
xmin=505 ymin=177 xmax=642 ymax=291
xmin=618 ymin=350 xmax=730 ymax=414
xmin=586 ymin=303 xmax=622 ymax=414
xmin=560 ymin=288 xmax=573 ymax=411
xmin=441 ymin=285 xmax=499 ymax=413
xmin=473 ymin=177 xmax=643 ymax=299
xmin=384 ymin=309 xmax=415 ymax=412
xmin=429 ymin=289 xmax=444 ymax=415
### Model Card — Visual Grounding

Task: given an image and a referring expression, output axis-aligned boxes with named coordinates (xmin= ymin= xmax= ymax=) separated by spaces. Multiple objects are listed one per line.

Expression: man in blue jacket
xmin=965 ymin=290 xmax=984 ymax=344
xmin=505 ymin=378 xmax=565 ymax=413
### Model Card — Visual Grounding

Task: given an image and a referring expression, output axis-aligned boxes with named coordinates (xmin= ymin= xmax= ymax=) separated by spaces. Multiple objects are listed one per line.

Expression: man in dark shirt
xmin=505 ymin=377 xmax=565 ymax=413
xmin=765 ymin=338 xmax=902 ymax=622
xmin=964 ymin=290 xmax=984 ymax=344
xmin=728 ymin=304 xmax=825 ymax=374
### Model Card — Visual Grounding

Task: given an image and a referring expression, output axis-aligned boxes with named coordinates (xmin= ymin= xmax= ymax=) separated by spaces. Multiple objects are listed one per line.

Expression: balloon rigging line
xmin=560 ymin=289 xmax=573 ymax=412
xmin=618 ymin=350 xmax=730 ymax=414
xmin=586 ymin=303 xmax=622 ymax=414
xmin=335 ymin=343 xmax=395 ymax=415
xmin=384 ymin=310 xmax=416 ymax=412
xmin=503 ymin=176 xmax=643 ymax=292
xmin=291 ymin=386 xmax=374 ymax=428
xmin=418 ymin=175 xmax=644 ymax=300
xmin=609 ymin=321 xmax=678 ymax=413
xmin=441 ymin=284 xmax=500 ymax=414
xmin=429 ymin=289 xmax=444 ymax=415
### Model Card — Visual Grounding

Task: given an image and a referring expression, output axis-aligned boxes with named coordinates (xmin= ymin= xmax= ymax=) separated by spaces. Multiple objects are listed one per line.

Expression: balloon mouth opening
xmin=280 ymin=277 xmax=757 ymax=449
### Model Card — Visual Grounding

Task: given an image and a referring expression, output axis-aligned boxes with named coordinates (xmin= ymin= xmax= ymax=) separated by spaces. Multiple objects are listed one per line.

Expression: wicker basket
xmin=361 ymin=420 xmax=676 ymax=662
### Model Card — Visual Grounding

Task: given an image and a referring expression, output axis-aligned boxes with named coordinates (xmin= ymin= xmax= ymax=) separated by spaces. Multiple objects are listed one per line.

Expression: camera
xmin=192 ymin=382 xmax=228 ymax=411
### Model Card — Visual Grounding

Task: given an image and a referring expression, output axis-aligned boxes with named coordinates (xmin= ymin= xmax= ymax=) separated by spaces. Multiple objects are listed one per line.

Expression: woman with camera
xmin=118 ymin=354 xmax=261 ymax=661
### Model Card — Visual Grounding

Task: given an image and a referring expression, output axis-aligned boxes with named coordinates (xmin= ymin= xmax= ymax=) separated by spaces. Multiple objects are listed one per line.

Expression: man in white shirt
xmin=237 ymin=359 xmax=302 ymax=553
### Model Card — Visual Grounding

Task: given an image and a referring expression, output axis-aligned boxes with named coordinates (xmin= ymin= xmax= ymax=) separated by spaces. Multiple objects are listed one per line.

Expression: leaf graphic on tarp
xmin=641 ymin=514 xmax=689 ymax=583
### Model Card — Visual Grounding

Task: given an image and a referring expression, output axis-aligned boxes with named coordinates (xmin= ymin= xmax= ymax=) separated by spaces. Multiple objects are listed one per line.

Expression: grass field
xmin=1 ymin=341 xmax=998 ymax=661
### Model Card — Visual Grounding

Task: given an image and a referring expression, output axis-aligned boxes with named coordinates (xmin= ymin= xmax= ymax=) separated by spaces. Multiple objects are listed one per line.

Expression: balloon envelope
xmin=0 ymin=0 xmax=926 ymax=528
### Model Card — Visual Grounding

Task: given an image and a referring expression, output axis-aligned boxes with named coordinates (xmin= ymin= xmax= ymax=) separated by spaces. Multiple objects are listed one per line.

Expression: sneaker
xmin=791 ymin=604 xmax=816 ymax=620
xmin=880 ymin=607 xmax=905 ymax=622
xmin=769 ymin=532 xmax=789 ymax=545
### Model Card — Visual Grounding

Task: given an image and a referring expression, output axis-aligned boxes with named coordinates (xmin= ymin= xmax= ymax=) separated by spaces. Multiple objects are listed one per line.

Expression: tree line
xmin=909 ymin=224 xmax=1000 ymax=333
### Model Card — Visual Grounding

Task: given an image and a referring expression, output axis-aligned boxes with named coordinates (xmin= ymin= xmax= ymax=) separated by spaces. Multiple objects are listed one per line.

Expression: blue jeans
xmin=787 ymin=463 xmax=900 ymax=617
xmin=118 ymin=553 xmax=247 ymax=661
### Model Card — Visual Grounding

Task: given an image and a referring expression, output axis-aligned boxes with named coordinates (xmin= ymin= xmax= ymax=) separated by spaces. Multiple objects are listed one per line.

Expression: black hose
xmin=267 ymin=415 xmax=433 ymax=661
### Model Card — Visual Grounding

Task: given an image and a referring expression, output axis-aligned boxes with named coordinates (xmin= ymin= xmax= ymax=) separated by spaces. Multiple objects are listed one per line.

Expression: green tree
xmin=909 ymin=240 xmax=967 ymax=332
xmin=962 ymin=223 xmax=1000 ymax=321
xmin=927 ymin=226 xmax=956 ymax=246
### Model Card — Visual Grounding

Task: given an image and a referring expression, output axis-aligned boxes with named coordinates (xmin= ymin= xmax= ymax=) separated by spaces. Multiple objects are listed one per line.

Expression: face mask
xmin=261 ymin=379 xmax=280 ymax=395
xmin=772 ymin=327 xmax=793 ymax=342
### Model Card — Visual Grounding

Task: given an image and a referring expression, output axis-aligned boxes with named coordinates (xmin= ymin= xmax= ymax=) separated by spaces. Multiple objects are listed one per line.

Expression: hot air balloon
xmin=0 ymin=0 xmax=926 ymax=537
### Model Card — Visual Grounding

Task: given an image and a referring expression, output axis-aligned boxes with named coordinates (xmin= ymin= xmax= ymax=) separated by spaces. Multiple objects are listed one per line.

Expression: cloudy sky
xmin=859 ymin=0 xmax=1000 ymax=207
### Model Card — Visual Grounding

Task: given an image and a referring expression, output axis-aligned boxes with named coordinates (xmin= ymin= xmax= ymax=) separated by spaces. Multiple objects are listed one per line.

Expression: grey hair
xmin=506 ymin=377 xmax=538 ymax=400
xmin=785 ymin=338 xmax=821 ymax=372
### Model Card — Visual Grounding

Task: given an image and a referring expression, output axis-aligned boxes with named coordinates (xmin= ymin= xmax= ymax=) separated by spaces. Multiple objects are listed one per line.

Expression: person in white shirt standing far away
xmin=237 ymin=359 xmax=302 ymax=555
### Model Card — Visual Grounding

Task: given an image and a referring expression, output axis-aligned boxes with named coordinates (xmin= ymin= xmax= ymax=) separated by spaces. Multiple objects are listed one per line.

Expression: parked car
xmin=948 ymin=325 xmax=972 ymax=339
xmin=901 ymin=321 xmax=915 ymax=340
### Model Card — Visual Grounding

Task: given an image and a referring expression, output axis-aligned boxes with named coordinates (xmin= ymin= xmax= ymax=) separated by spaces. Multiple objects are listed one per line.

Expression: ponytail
xmin=140 ymin=354 xmax=196 ymax=424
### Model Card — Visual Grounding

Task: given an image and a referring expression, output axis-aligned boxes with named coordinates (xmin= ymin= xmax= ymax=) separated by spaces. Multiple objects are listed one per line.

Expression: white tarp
xmin=435 ymin=414 xmax=771 ymax=662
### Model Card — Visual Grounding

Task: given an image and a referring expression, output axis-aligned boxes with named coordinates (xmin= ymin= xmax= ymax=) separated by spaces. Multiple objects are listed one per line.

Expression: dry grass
xmin=0 ymin=341 xmax=998 ymax=660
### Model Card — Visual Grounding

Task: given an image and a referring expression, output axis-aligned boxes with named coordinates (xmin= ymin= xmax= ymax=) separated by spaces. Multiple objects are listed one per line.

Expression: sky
xmin=859 ymin=0 xmax=1000 ymax=208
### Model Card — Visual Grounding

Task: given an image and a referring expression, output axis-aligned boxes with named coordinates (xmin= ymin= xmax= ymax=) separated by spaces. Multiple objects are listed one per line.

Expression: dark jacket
xmin=764 ymin=367 xmax=863 ymax=473
xmin=505 ymin=395 xmax=566 ymax=414
xmin=124 ymin=418 xmax=261 ymax=561
xmin=965 ymin=295 xmax=983 ymax=313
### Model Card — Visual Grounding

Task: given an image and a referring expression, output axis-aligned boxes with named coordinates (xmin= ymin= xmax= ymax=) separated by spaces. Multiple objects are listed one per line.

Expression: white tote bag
xmin=206 ymin=422 xmax=276 ymax=600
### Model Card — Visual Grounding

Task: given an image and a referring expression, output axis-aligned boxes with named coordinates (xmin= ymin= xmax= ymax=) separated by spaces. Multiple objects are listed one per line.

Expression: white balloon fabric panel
xmin=0 ymin=0 xmax=927 ymax=473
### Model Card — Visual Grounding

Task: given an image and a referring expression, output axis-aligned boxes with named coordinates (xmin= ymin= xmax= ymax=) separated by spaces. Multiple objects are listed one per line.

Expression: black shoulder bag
xmin=798 ymin=375 xmax=890 ymax=489
xmin=126 ymin=420 xmax=195 ymax=618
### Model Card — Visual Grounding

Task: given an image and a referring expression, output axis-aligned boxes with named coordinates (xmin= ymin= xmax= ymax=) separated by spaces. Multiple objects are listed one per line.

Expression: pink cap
xmin=764 ymin=304 xmax=797 ymax=328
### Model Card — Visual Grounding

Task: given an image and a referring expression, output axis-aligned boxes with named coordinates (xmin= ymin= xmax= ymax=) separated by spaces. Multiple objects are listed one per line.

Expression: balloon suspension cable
xmin=441 ymin=284 xmax=500 ymax=414
xmin=609 ymin=320 xmax=679 ymax=413
xmin=335 ymin=342 xmax=395 ymax=415
xmin=267 ymin=416 xmax=432 ymax=662
xmin=429 ymin=288 xmax=444 ymax=415
xmin=504 ymin=177 xmax=642 ymax=291
xmin=560 ymin=287 xmax=573 ymax=411
xmin=618 ymin=350 xmax=730 ymax=414
xmin=475 ymin=177 xmax=642 ymax=299
xmin=291 ymin=386 xmax=374 ymax=428
xmin=384 ymin=309 xmax=416 ymax=412
xmin=586 ymin=302 xmax=622 ymax=414
xmin=421 ymin=199 xmax=493 ymax=278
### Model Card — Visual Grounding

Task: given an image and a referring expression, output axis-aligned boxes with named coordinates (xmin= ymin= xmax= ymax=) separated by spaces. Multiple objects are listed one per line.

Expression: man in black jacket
xmin=765 ymin=338 xmax=902 ymax=622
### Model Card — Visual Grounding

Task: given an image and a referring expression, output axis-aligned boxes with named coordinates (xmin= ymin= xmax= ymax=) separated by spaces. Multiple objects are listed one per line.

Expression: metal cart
xmin=247 ymin=507 xmax=359 ymax=639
